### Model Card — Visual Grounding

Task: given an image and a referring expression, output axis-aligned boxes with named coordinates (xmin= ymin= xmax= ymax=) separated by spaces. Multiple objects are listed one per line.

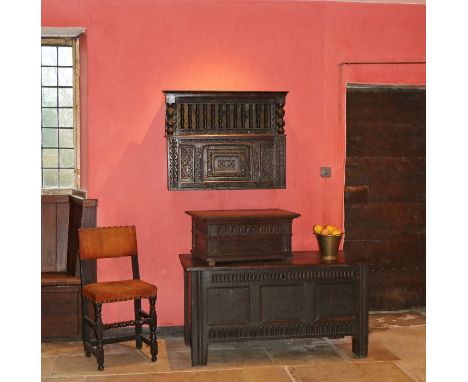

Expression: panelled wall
xmin=42 ymin=195 xmax=70 ymax=273
xmin=42 ymin=0 xmax=426 ymax=324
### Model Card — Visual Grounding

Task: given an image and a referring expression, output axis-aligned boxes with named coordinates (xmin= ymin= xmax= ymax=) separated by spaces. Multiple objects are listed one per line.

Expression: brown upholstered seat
xmin=82 ymin=279 xmax=157 ymax=303
xmin=78 ymin=226 xmax=158 ymax=371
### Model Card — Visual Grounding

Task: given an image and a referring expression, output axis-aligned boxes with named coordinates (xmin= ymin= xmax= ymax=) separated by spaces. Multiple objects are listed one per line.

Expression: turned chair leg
xmin=94 ymin=302 xmax=105 ymax=371
xmin=149 ymin=296 xmax=158 ymax=362
xmin=134 ymin=298 xmax=143 ymax=349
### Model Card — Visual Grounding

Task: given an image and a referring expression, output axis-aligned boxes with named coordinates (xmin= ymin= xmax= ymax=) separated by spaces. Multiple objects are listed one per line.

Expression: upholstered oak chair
xmin=78 ymin=226 xmax=158 ymax=370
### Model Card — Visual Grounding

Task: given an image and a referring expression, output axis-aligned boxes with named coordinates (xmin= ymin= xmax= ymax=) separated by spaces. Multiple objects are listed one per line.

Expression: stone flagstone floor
xmin=41 ymin=311 xmax=425 ymax=382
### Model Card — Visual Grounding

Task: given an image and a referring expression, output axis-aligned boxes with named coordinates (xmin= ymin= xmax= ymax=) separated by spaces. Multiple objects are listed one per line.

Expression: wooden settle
xmin=41 ymin=193 xmax=98 ymax=340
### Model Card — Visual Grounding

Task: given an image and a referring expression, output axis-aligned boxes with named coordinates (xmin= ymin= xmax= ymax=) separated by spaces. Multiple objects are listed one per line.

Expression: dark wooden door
xmin=344 ymin=85 xmax=425 ymax=310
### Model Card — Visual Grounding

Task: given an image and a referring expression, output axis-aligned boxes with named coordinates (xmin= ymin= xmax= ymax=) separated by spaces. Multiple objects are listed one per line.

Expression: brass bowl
xmin=315 ymin=233 xmax=343 ymax=261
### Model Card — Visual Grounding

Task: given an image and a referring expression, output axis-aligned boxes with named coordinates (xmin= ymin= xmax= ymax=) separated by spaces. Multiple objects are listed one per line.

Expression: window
xmin=41 ymin=37 xmax=80 ymax=190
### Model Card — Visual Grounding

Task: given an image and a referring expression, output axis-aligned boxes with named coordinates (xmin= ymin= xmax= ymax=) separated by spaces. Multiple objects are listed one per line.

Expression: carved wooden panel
xmin=207 ymin=287 xmax=250 ymax=325
xmin=164 ymin=91 xmax=288 ymax=190
xmin=205 ymin=145 xmax=250 ymax=180
xmin=41 ymin=286 xmax=81 ymax=338
xmin=315 ymin=283 xmax=355 ymax=319
xmin=260 ymin=285 xmax=305 ymax=323
xmin=41 ymin=195 xmax=70 ymax=272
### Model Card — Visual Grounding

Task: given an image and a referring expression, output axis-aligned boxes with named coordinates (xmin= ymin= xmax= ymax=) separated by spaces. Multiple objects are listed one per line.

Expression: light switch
xmin=320 ymin=167 xmax=331 ymax=177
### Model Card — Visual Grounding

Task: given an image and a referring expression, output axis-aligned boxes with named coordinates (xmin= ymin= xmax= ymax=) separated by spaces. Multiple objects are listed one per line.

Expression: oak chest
xmin=186 ymin=209 xmax=300 ymax=265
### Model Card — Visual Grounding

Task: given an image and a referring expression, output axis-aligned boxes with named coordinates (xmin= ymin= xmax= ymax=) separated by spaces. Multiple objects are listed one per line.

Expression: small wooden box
xmin=186 ymin=209 xmax=300 ymax=265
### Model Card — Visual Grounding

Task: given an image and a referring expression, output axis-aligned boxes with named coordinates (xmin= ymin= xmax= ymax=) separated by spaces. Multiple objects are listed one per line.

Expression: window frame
xmin=41 ymin=37 xmax=81 ymax=194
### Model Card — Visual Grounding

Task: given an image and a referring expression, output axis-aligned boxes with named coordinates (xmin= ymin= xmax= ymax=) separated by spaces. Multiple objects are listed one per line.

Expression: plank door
xmin=344 ymin=85 xmax=425 ymax=310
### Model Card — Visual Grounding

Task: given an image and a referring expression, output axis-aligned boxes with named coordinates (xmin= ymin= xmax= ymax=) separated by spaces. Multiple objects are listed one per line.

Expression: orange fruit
xmin=313 ymin=225 xmax=323 ymax=234
xmin=324 ymin=225 xmax=337 ymax=232
xmin=321 ymin=227 xmax=331 ymax=236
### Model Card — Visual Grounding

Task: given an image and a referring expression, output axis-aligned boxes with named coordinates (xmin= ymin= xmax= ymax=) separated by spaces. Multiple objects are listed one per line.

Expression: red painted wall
xmin=42 ymin=0 xmax=425 ymax=325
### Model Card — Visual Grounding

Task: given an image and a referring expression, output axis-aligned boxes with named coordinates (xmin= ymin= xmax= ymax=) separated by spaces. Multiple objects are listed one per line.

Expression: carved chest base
xmin=180 ymin=252 xmax=369 ymax=366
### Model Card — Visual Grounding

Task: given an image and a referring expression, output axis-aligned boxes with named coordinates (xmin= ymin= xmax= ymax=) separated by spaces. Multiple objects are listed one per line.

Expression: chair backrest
xmin=78 ymin=226 xmax=138 ymax=260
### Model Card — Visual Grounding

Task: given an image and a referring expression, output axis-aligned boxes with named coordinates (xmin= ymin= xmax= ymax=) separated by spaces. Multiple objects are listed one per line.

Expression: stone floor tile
xmin=134 ymin=339 xmax=169 ymax=364
xmin=369 ymin=311 xmax=425 ymax=331
xmin=395 ymin=360 xmax=426 ymax=382
xmin=207 ymin=347 xmax=272 ymax=368
xmin=85 ymin=369 xmax=248 ymax=382
xmin=42 ymin=342 xmax=84 ymax=357
xmin=166 ymin=346 xmax=273 ymax=371
xmin=166 ymin=350 xmax=194 ymax=371
xmin=334 ymin=341 xmax=400 ymax=362
xmin=207 ymin=341 xmax=255 ymax=350
xmin=42 ymin=340 xmax=162 ymax=358
xmin=50 ymin=351 xmax=169 ymax=377
xmin=265 ymin=343 xmax=344 ymax=366
xmin=323 ymin=336 xmax=352 ymax=345
xmin=104 ymin=340 xmax=159 ymax=356
xmin=42 ymin=356 xmax=56 ymax=378
xmin=165 ymin=338 xmax=190 ymax=353
xmin=243 ymin=366 xmax=294 ymax=382
xmin=250 ymin=337 xmax=328 ymax=349
xmin=41 ymin=313 xmax=426 ymax=381
xmin=369 ymin=326 xmax=425 ymax=361
xmin=288 ymin=362 xmax=414 ymax=382
xmin=166 ymin=339 xmax=337 ymax=371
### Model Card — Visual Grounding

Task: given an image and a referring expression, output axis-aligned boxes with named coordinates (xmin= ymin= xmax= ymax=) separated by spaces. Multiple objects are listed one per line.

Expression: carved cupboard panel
xmin=164 ymin=91 xmax=288 ymax=190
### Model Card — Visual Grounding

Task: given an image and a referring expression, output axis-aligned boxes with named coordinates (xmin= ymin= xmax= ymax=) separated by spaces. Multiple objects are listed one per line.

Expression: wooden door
xmin=344 ymin=85 xmax=425 ymax=310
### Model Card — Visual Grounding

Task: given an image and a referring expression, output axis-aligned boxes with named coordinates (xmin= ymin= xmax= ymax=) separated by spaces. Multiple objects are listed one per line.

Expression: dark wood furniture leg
xmin=81 ymin=298 xmax=92 ymax=357
xmin=134 ymin=298 xmax=143 ymax=349
xmin=184 ymin=270 xmax=191 ymax=345
xmin=352 ymin=266 xmax=369 ymax=357
xmin=149 ymin=296 xmax=158 ymax=362
xmin=94 ymin=302 xmax=104 ymax=370
xmin=190 ymin=271 xmax=208 ymax=366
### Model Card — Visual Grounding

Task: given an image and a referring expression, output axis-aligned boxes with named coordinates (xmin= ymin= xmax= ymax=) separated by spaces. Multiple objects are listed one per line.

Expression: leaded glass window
xmin=41 ymin=41 xmax=78 ymax=189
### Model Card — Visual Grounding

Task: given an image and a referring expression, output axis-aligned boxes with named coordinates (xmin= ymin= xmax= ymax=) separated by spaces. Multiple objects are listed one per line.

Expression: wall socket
xmin=320 ymin=167 xmax=331 ymax=177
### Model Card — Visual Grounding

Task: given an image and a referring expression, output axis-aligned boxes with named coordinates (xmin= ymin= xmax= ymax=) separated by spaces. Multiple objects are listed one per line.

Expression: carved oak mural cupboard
xmin=163 ymin=91 xmax=287 ymax=190
xmin=164 ymin=91 xmax=369 ymax=365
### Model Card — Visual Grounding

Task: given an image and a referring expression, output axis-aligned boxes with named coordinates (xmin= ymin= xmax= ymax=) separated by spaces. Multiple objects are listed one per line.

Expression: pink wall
xmin=42 ymin=0 xmax=425 ymax=325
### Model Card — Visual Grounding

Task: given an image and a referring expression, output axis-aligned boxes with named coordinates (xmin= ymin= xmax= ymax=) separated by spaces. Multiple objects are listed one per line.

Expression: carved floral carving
xmin=180 ymin=146 xmax=194 ymax=182
xmin=211 ymin=269 xmax=355 ymax=283
xmin=208 ymin=321 xmax=355 ymax=341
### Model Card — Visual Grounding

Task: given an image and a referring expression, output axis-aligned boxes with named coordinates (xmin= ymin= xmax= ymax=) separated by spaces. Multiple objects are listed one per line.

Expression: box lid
xmin=185 ymin=209 xmax=301 ymax=220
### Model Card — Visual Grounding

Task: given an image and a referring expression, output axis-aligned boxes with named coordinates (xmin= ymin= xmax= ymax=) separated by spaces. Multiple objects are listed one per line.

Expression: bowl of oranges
xmin=313 ymin=224 xmax=343 ymax=261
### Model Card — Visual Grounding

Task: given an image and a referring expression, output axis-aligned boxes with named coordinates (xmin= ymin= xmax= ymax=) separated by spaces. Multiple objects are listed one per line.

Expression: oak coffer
xmin=180 ymin=252 xmax=369 ymax=365
xmin=186 ymin=209 xmax=300 ymax=265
